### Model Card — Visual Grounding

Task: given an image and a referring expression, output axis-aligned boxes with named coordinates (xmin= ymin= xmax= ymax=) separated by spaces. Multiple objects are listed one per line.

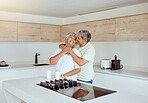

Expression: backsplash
xmin=0 ymin=41 xmax=148 ymax=68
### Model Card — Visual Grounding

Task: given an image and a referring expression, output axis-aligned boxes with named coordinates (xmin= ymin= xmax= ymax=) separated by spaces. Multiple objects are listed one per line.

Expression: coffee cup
xmin=55 ymin=72 xmax=61 ymax=80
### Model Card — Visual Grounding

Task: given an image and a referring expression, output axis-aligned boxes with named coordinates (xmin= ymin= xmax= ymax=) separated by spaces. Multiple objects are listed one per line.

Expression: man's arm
xmin=70 ymin=50 xmax=88 ymax=66
xmin=59 ymin=44 xmax=88 ymax=66
xmin=61 ymin=68 xmax=81 ymax=78
xmin=49 ymin=47 xmax=70 ymax=65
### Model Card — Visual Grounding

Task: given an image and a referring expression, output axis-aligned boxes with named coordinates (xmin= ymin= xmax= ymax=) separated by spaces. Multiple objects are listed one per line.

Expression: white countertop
xmin=0 ymin=61 xmax=53 ymax=72
xmin=93 ymin=65 xmax=148 ymax=81
xmin=1 ymin=61 xmax=148 ymax=81
xmin=3 ymin=76 xmax=148 ymax=103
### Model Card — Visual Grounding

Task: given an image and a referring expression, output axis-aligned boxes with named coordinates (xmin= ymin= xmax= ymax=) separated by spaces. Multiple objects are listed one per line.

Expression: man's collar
xmin=79 ymin=42 xmax=90 ymax=49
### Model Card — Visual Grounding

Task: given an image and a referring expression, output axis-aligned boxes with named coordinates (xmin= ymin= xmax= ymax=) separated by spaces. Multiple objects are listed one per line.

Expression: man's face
xmin=77 ymin=33 xmax=84 ymax=45
xmin=65 ymin=35 xmax=76 ymax=47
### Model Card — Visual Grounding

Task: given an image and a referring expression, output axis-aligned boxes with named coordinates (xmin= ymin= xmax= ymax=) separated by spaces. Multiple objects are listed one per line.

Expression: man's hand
xmin=60 ymin=74 xmax=66 ymax=78
xmin=60 ymin=68 xmax=81 ymax=79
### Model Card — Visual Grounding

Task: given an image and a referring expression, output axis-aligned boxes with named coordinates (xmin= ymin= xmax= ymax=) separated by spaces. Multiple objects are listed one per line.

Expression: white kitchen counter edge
xmin=93 ymin=65 xmax=148 ymax=81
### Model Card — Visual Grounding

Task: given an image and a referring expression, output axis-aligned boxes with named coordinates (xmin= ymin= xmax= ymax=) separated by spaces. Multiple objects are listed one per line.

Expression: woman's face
xmin=65 ymin=35 xmax=76 ymax=47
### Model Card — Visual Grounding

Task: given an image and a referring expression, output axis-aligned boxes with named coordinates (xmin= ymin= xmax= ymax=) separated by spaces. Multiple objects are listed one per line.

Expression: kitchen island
xmin=0 ymin=62 xmax=55 ymax=103
xmin=1 ymin=63 xmax=148 ymax=103
xmin=93 ymin=65 xmax=148 ymax=97
xmin=3 ymin=76 xmax=148 ymax=103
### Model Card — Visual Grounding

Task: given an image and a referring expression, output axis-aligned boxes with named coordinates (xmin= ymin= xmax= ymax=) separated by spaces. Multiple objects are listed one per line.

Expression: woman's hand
xmin=59 ymin=44 xmax=66 ymax=49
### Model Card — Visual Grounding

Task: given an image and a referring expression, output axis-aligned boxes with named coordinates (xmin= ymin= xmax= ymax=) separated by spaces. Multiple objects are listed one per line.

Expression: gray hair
xmin=78 ymin=30 xmax=91 ymax=42
xmin=65 ymin=32 xmax=77 ymax=39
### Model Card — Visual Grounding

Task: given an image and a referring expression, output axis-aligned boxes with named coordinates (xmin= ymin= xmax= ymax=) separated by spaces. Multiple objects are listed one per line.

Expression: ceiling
xmin=0 ymin=0 xmax=148 ymax=18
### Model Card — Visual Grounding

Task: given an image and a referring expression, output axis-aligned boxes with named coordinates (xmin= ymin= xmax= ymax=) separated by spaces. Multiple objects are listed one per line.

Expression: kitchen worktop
xmin=0 ymin=61 xmax=52 ymax=71
xmin=93 ymin=65 xmax=148 ymax=81
xmin=3 ymin=76 xmax=148 ymax=103
xmin=1 ymin=61 xmax=148 ymax=81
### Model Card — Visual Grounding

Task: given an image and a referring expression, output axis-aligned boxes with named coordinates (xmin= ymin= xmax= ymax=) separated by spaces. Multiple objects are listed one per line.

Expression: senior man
xmin=49 ymin=32 xmax=81 ymax=80
xmin=60 ymin=30 xmax=95 ymax=84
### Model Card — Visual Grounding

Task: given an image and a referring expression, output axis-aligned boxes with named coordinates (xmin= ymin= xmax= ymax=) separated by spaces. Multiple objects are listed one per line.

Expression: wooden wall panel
xmin=88 ymin=19 xmax=116 ymax=41
xmin=61 ymin=19 xmax=116 ymax=42
xmin=61 ymin=13 xmax=148 ymax=42
xmin=18 ymin=22 xmax=40 ymax=42
xmin=40 ymin=24 xmax=60 ymax=42
xmin=0 ymin=13 xmax=147 ymax=42
xmin=0 ymin=21 xmax=17 ymax=42
xmin=61 ymin=24 xmax=80 ymax=42
xmin=116 ymin=14 xmax=148 ymax=41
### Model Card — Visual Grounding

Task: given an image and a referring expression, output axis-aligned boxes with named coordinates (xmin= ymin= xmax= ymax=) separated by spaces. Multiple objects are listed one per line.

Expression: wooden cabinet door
xmin=18 ymin=22 xmax=40 ymax=42
xmin=40 ymin=24 xmax=60 ymax=42
xmin=0 ymin=21 xmax=17 ymax=42
xmin=61 ymin=24 xmax=80 ymax=42
xmin=61 ymin=19 xmax=116 ymax=42
xmin=116 ymin=14 xmax=148 ymax=41
xmin=87 ymin=19 xmax=116 ymax=41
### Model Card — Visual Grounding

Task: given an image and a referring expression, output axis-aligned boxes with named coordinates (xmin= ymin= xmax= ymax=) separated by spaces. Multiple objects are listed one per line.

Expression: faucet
xmin=35 ymin=53 xmax=40 ymax=64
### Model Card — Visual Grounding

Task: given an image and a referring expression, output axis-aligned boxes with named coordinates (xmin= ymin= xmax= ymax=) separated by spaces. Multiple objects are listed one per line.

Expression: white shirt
xmin=78 ymin=42 xmax=95 ymax=81
xmin=50 ymin=48 xmax=81 ymax=80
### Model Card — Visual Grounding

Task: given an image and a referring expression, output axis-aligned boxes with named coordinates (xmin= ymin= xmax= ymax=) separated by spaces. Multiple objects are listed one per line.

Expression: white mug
xmin=55 ymin=72 xmax=61 ymax=80
xmin=47 ymin=70 xmax=51 ymax=80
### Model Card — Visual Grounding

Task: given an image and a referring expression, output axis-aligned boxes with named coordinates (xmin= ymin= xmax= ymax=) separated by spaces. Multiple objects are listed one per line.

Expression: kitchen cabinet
xmin=41 ymin=24 xmax=61 ymax=42
xmin=61 ymin=13 xmax=148 ymax=41
xmin=0 ymin=21 xmax=61 ymax=42
xmin=0 ymin=21 xmax=17 ymax=42
xmin=94 ymin=72 xmax=148 ymax=96
xmin=116 ymin=14 xmax=148 ymax=41
xmin=61 ymin=19 xmax=116 ymax=42
xmin=0 ymin=13 xmax=148 ymax=42
xmin=18 ymin=22 xmax=41 ymax=42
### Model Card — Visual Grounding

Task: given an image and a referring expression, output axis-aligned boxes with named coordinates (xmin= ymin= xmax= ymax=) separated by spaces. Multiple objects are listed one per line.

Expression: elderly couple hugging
xmin=49 ymin=30 xmax=95 ymax=84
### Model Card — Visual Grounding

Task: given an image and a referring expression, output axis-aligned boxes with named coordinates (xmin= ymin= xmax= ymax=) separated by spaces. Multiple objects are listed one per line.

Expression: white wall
xmin=0 ymin=41 xmax=148 ymax=68
xmin=0 ymin=42 xmax=61 ymax=64
xmin=91 ymin=41 xmax=148 ymax=68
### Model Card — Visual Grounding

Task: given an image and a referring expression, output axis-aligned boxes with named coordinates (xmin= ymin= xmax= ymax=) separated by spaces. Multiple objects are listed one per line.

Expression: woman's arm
xmin=49 ymin=51 xmax=65 ymax=65
xmin=59 ymin=44 xmax=66 ymax=49
xmin=49 ymin=47 xmax=70 ymax=65
xmin=61 ymin=68 xmax=81 ymax=78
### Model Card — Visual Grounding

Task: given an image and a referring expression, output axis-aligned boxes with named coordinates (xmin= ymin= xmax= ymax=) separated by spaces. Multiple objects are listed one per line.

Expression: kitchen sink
xmin=33 ymin=64 xmax=50 ymax=66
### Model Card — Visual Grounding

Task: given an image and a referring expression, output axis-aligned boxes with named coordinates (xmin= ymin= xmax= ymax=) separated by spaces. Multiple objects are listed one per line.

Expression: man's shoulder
xmin=87 ymin=43 xmax=95 ymax=51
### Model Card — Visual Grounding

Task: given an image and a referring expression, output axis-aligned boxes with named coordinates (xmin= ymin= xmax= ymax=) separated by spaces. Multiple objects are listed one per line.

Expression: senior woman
xmin=49 ymin=32 xmax=81 ymax=80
